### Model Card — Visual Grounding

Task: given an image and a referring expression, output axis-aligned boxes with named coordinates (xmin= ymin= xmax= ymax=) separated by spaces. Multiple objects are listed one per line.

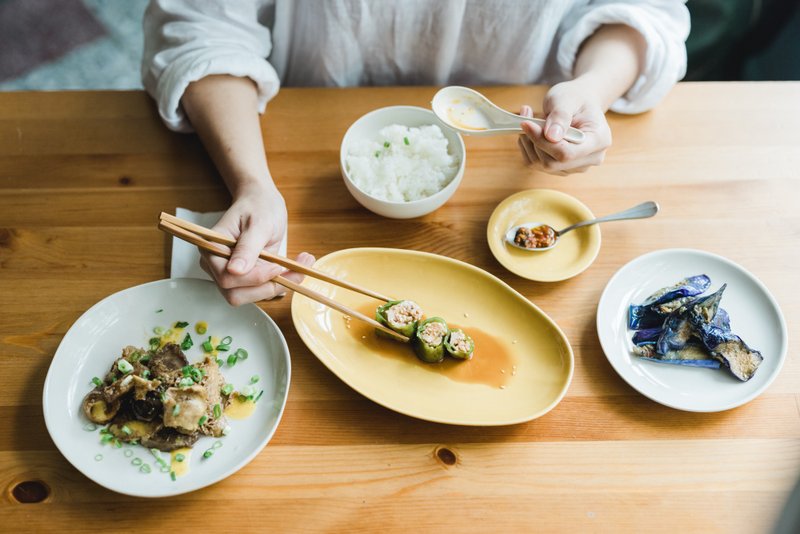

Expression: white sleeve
xmin=142 ymin=0 xmax=279 ymax=132
xmin=557 ymin=1 xmax=690 ymax=114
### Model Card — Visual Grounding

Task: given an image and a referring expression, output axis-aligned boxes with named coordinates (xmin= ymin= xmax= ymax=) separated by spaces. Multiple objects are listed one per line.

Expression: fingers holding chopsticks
xmin=201 ymin=251 xmax=316 ymax=306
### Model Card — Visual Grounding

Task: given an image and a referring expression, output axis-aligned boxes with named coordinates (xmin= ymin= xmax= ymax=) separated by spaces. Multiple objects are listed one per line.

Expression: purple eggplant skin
xmin=696 ymin=323 xmax=764 ymax=381
xmin=627 ymin=274 xmax=710 ymax=330
xmin=639 ymin=357 xmax=722 ymax=369
xmin=687 ymin=285 xmax=727 ymax=331
xmin=713 ymin=308 xmax=731 ymax=330
xmin=656 ymin=307 xmax=694 ymax=355
xmin=640 ymin=275 xmax=712 ymax=308
xmin=632 ymin=327 xmax=662 ymax=346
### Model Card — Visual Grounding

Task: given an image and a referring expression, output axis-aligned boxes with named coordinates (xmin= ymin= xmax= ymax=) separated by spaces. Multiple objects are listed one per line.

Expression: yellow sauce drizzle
xmin=225 ymin=393 xmax=257 ymax=420
xmin=170 ymin=448 xmax=192 ymax=477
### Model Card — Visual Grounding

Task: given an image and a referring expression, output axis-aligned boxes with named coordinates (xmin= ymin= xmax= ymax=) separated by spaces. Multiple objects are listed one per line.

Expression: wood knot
xmin=434 ymin=446 xmax=457 ymax=466
xmin=0 ymin=228 xmax=16 ymax=249
xmin=119 ymin=176 xmax=132 ymax=186
xmin=10 ymin=480 xmax=50 ymax=503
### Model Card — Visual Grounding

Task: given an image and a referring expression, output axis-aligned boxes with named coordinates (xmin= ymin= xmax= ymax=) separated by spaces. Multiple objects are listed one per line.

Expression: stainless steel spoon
xmin=432 ymin=86 xmax=585 ymax=143
xmin=505 ymin=201 xmax=660 ymax=252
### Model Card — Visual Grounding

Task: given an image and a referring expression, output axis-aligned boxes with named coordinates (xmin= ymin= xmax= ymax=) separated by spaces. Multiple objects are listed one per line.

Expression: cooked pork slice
xmin=149 ymin=343 xmax=189 ymax=378
xmin=194 ymin=356 xmax=227 ymax=437
xmin=162 ymin=385 xmax=208 ymax=434
xmin=131 ymin=375 xmax=161 ymax=400
xmin=140 ymin=427 xmax=200 ymax=452
xmin=102 ymin=374 xmax=135 ymax=402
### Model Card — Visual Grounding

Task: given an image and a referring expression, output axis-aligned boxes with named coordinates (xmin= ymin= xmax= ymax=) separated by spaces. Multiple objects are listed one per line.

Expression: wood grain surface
xmin=1 ymin=83 xmax=799 ymax=532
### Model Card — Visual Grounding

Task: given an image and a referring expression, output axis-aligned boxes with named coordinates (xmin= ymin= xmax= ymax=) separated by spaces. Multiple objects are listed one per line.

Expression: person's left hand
xmin=518 ymin=79 xmax=612 ymax=175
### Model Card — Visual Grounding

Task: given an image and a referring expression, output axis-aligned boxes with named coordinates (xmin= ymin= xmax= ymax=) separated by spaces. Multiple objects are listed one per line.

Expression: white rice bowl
xmin=345 ymin=124 xmax=460 ymax=202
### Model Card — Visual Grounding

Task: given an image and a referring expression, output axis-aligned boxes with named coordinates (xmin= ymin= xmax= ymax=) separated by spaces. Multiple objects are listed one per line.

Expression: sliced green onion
xmin=202 ymin=338 xmax=214 ymax=352
xmin=172 ymin=404 xmax=181 ymax=416
xmin=222 ymin=425 xmax=231 ymax=436
xmin=212 ymin=441 xmax=223 ymax=450
xmin=181 ymin=333 xmax=193 ymax=351
xmin=170 ymin=471 xmax=177 ymax=481
xmin=250 ymin=375 xmax=260 ymax=384
xmin=94 ymin=454 xmax=103 ymax=461
xmin=83 ymin=423 xmax=97 ymax=432
xmin=221 ymin=384 xmax=234 ymax=396
xmin=220 ymin=336 xmax=233 ymax=345
xmin=149 ymin=337 xmax=160 ymax=350
xmin=241 ymin=385 xmax=256 ymax=398
xmin=149 ymin=448 xmax=161 ymax=459
xmin=91 ymin=376 xmax=103 ymax=387
xmin=181 ymin=365 xmax=192 ymax=377
xmin=153 ymin=326 xmax=164 ymax=335
xmin=374 ymin=151 xmax=380 ymax=158
xmin=226 ymin=354 xmax=237 ymax=367
xmin=203 ymin=449 xmax=214 ymax=459
xmin=156 ymin=309 xmax=163 ymax=313
xmin=141 ymin=369 xmax=151 ymax=379
xmin=175 ymin=321 xmax=189 ymax=329
xmin=175 ymin=453 xmax=185 ymax=462
xmin=235 ymin=348 xmax=249 ymax=361
xmin=99 ymin=428 xmax=111 ymax=435
xmin=117 ymin=359 xmax=133 ymax=374
xmin=196 ymin=323 xmax=207 ymax=335
xmin=198 ymin=415 xmax=208 ymax=426
xmin=213 ymin=403 xmax=222 ymax=419
xmin=178 ymin=377 xmax=194 ymax=388
xmin=160 ymin=391 xmax=168 ymax=402
xmin=139 ymin=354 xmax=151 ymax=363
xmin=101 ymin=434 xmax=113 ymax=444
xmin=113 ymin=439 xmax=123 ymax=449
xmin=129 ymin=351 xmax=141 ymax=363
xmin=124 ymin=449 xmax=133 ymax=458
xmin=189 ymin=367 xmax=204 ymax=382
xmin=216 ymin=344 xmax=230 ymax=352
xmin=140 ymin=463 xmax=152 ymax=474
xmin=160 ymin=466 xmax=171 ymax=473
xmin=216 ymin=358 xmax=224 ymax=367
xmin=121 ymin=425 xmax=132 ymax=435
xmin=255 ymin=390 xmax=264 ymax=402
xmin=404 ymin=136 xmax=410 ymax=145
xmin=384 ymin=141 xmax=390 ymax=148
xmin=163 ymin=329 xmax=174 ymax=338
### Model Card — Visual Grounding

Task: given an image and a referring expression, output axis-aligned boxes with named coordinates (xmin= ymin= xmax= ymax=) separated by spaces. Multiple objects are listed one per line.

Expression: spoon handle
xmin=559 ymin=201 xmax=659 ymax=235
xmin=498 ymin=116 xmax=585 ymax=144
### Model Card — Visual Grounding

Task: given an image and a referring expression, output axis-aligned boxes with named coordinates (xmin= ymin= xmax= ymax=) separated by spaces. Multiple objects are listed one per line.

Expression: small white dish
xmin=340 ymin=105 xmax=466 ymax=219
xmin=596 ymin=249 xmax=787 ymax=412
xmin=42 ymin=278 xmax=291 ymax=497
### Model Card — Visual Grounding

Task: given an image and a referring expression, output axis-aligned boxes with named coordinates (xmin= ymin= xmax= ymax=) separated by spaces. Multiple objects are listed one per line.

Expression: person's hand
xmin=198 ymin=181 xmax=315 ymax=306
xmin=518 ymin=79 xmax=612 ymax=175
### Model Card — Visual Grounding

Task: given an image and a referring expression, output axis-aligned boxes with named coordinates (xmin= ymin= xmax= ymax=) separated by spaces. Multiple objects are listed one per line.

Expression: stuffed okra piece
xmin=444 ymin=328 xmax=474 ymax=360
xmin=413 ymin=317 xmax=449 ymax=363
xmin=375 ymin=300 xmax=423 ymax=340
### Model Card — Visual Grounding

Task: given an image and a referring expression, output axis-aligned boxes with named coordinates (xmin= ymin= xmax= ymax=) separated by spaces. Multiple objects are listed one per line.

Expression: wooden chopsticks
xmin=158 ymin=212 xmax=409 ymax=343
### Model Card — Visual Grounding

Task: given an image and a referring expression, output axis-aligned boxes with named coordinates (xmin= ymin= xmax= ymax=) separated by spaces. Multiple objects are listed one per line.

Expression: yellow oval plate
xmin=487 ymin=189 xmax=601 ymax=282
xmin=291 ymin=248 xmax=574 ymax=425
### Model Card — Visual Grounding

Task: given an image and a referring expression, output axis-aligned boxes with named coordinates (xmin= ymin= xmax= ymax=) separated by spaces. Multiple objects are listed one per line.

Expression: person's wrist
xmin=569 ymin=74 xmax=613 ymax=112
xmin=230 ymin=172 xmax=280 ymax=201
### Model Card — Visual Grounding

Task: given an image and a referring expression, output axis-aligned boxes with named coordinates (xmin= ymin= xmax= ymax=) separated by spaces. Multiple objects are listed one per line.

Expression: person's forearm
xmin=182 ymin=75 xmax=276 ymax=197
xmin=572 ymin=24 xmax=646 ymax=111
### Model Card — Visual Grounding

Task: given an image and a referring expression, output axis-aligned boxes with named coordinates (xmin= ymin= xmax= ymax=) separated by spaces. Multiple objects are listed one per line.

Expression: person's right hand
xmin=198 ymin=181 xmax=315 ymax=306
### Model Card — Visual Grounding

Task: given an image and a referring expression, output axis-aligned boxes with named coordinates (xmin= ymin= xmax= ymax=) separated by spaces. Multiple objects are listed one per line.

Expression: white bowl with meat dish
xmin=42 ymin=278 xmax=291 ymax=497
xmin=340 ymin=105 xmax=466 ymax=219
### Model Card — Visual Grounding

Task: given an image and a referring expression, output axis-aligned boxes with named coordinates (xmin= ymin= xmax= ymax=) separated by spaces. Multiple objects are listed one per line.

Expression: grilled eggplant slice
xmin=628 ymin=275 xmax=711 ymax=329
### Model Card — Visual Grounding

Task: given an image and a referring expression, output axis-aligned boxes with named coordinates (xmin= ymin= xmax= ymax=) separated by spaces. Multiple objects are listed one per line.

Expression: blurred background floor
xmin=0 ymin=0 xmax=797 ymax=91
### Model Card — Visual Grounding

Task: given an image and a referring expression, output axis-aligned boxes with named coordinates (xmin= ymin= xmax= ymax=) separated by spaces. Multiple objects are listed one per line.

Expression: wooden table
xmin=1 ymin=83 xmax=798 ymax=532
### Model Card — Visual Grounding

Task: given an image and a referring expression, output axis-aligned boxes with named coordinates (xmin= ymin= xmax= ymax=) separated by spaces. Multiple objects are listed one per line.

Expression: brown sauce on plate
xmin=350 ymin=304 xmax=515 ymax=388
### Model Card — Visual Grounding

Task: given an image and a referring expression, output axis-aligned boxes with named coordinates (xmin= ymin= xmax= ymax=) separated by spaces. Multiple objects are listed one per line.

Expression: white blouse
xmin=142 ymin=0 xmax=690 ymax=132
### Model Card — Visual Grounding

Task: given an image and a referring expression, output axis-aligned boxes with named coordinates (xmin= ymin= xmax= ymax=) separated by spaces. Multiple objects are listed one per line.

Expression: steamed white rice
xmin=345 ymin=124 xmax=459 ymax=202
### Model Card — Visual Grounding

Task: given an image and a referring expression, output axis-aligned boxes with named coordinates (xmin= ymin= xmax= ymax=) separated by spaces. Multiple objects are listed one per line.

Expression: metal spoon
xmin=432 ymin=86 xmax=585 ymax=143
xmin=505 ymin=201 xmax=660 ymax=252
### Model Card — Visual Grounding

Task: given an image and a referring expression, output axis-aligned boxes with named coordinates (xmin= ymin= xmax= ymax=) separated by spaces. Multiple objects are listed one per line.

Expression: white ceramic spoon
xmin=432 ymin=86 xmax=585 ymax=143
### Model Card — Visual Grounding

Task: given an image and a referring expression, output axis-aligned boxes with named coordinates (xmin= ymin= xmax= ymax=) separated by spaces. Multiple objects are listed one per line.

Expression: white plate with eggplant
xmin=596 ymin=249 xmax=787 ymax=412
xmin=42 ymin=278 xmax=291 ymax=497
